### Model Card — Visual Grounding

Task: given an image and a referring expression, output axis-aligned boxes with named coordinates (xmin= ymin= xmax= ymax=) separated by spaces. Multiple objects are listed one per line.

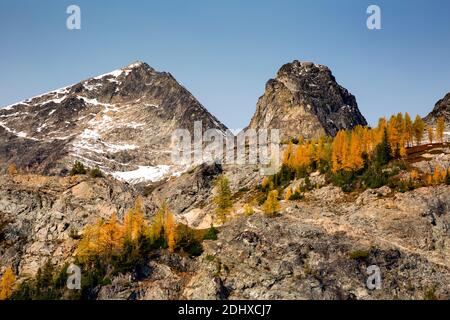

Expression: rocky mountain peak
xmin=0 ymin=61 xmax=228 ymax=181
xmin=424 ymin=92 xmax=450 ymax=128
xmin=248 ymin=60 xmax=367 ymax=140
xmin=277 ymin=60 xmax=330 ymax=79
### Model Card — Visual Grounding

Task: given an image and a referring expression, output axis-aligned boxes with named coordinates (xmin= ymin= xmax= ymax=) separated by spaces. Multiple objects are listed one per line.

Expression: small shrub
xmin=257 ymin=193 xmax=268 ymax=206
xmin=288 ymin=190 xmax=304 ymax=201
xmin=186 ymin=242 xmax=203 ymax=257
xmin=349 ymin=249 xmax=370 ymax=260
xmin=99 ymin=277 xmax=112 ymax=286
xmin=423 ymin=287 xmax=437 ymax=300
xmin=89 ymin=167 xmax=103 ymax=178
xmin=69 ymin=228 xmax=82 ymax=240
xmin=176 ymin=225 xmax=203 ymax=257
xmin=243 ymin=204 xmax=254 ymax=216
xmin=70 ymin=161 xmax=87 ymax=176
xmin=203 ymin=225 xmax=218 ymax=241
xmin=304 ymin=176 xmax=313 ymax=191
xmin=6 ymin=164 xmax=18 ymax=176
xmin=362 ymin=165 xmax=389 ymax=189
xmin=331 ymin=171 xmax=356 ymax=192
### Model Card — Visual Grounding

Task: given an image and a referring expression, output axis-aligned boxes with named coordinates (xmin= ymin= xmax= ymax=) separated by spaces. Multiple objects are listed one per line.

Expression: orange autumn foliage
xmin=0 ymin=267 xmax=15 ymax=300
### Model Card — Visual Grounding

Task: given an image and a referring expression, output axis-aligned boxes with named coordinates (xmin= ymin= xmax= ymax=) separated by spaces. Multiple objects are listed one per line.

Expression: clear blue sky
xmin=1 ymin=0 xmax=449 ymax=129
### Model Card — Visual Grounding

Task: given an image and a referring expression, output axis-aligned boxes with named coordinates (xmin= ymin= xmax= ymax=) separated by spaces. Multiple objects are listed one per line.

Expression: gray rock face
xmin=147 ymin=162 xmax=223 ymax=215
xmin=424 ymin=92 xmax=450 ymax=128
xmin=98 ymin=181 xmax=450 ymax=300
xmin=97 ymin=255 xmax=194 ymax=300
xmin=0 ymin=62 xmax=227 ymax=181
xmin=1 ymin=169 xmax=450 ymax=299
xmin=180 ymin=185 xmax=450 ymax=300
xmin=146 ymin=163 xmax=261 ymax=229
xmin=0 ymin=174 xmax=137 ymax=276
xmin=248 ymin=60 xmax=367 ymax=140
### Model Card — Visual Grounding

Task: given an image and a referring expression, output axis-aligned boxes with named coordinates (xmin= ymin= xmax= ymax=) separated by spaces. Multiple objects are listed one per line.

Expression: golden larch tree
xmin=163 ymin=208 xmax=177 ymax=252
xmin=388 ymin=115 xmax=402 ymax=156
xmin=284 ymin=188 xmax=293 ymax=201
xmin=404 ymin=112 xmax=414 ymax=147
xmin=436 ymin=116 xmax=445 ymax=143
xmin=331 ymin=130 xmax=347 ymax=173
xmin=427 ymin=126 xmax=434 ymax=144
xmin=433 ymin=167 xmax=442 ymax=184
xmin=76 ymin=219 xmax=105 ymax=262
xmin=263 ymin=190 xmax=280 ymax=217
xmin=0 ymin=267 xmax=15 ymax=300
xmin=243 ymin=203 xmax=254 ymax=216
xmin=348 ymin=130 xmax=364 ymax=170
xmin=282 ymin=142 xmax=294 ymax=166
xmin=261 ymin=176 xmax=271 ymax=190
xmin=413 ymin=115 xmax=425 ymax=146
xmin=123 ymin=197 xmax=148 ymax=242
xmin=99 ymin=213 xmax=124 ymax=259
xmin=214 ymin=175 xmax=232 ymax=223
xmin=410 ymin=170 xmax=419 ymax=180
xmin=149 ymin=205 xmax=165 ymax=242
xmin=376 ymin=117 xmax=387 ymax=145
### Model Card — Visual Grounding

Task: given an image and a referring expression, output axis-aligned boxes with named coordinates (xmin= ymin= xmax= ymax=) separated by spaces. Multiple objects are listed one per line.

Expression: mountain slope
xmin=0 ymin=62 xmax=227 ymax=182
xmin=248 ymin=60 xmax=367 ymax=140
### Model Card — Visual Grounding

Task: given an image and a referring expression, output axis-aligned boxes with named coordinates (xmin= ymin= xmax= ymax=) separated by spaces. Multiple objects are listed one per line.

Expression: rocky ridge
xmin=424 ymin=93 xmax=450 ymax=136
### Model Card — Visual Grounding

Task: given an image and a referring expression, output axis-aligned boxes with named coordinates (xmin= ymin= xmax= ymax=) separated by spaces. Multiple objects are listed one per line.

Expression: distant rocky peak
xmin=93 ymin=61 xmax=155 ymax=80
xmin=277 ymin=60 xmax=330 ymax=78
xmin=248 ymin=59 xmax=367 ymax=140
xmin=424 ymin=92 xmax=450 ymax=127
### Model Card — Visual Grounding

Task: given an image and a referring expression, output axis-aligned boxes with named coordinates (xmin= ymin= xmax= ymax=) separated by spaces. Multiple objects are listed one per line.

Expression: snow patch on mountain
xmin=112 ymin=165 xmax=171 ymax=184
xmin=0 ymin=121 xmax=38 ymax=140
xmin=103 ymin=142 xmax=138 ymax=152
xmin=0 ymin=60 xmax=228 ymax=181
xmin=94 ymin=69 xmax=124 ymax=80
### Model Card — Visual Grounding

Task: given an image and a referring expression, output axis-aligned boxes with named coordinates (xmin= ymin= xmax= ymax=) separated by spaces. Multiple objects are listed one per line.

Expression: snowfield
xmin=112 ymin=165 xmax=171 ymax=184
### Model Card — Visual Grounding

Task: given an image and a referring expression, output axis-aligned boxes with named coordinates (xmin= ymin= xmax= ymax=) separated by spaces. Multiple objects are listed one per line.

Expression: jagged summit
xmin=248 ymin=60 xmax=367 ymax=140
xmin=2 ymin=61 xmax=154 ymax=111
xmin=0 ymin=61 xmax=228 ymax=181
xmin=125 ymin=60 xmax=147 ymax=68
